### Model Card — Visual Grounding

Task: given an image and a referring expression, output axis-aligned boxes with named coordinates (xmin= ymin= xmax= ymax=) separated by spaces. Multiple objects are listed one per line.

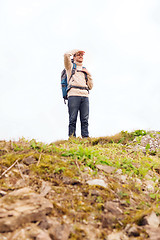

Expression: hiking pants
xmin=68 ymin=96 xmax=89 ymax=138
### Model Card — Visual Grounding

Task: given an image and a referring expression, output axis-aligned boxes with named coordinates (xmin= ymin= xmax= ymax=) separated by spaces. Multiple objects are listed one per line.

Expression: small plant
xmin=13 ymin=143 xmax=23 ymax=152
xmin=54 ymin=167 xmax=66 ymax=174
xmin=146 ymin=144 xmax=150 ymax=150
xmin=133 ymin=130 xmax=147 ymax=136
xmin=135 ymin=136 xmax=142 ymax=144
xmin=96 ymin=196 xmax=104 ymax=203
xmin=30 ymin=140 xmax=48 ymax=152
xmin=118 ymin=191 xmax=128 ymax=198
xmin=30 ymin=140 xmax=38 ymax=150
xmin=149 ymin=193 xmax=160 ymax=201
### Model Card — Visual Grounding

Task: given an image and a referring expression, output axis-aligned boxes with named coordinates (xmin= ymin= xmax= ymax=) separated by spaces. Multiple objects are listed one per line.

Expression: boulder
xmin=87 ymin=179 xmax=107 ymax=188
xmin=49 ymin=223 xmax=70 ymax=240
xmin=23 ymin=156 xmax=37 ymax=165
xmin=125 ymin=224 xmax=140 ymax=237
xmin=40 ymin=181 xmax=52 ymax=197
xmin=104 ymin=201 xmax=123 ymax=215
xmin=96 ymin=164 xmax=116 ymax=174
xmin=0 ymin=187 xmax=53 ymax=232
xmin=107 ymin=231 xmax=128 ymax=240
xmin=143 ymin=211 xmax=160 ymax=228
xmin=145 ymin=226 xmax=160 ymax=240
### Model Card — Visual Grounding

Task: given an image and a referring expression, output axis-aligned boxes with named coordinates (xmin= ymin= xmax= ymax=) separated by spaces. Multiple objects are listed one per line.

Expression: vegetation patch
xmin=0 ymin=130 xmax=160 ymax=239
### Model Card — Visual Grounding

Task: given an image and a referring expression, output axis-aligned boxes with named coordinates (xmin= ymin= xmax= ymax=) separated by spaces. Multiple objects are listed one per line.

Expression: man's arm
xmin=64 ymin=49 xmax=80 ymax=70
xmin=82 ymin=68 xmax=93 ymax=90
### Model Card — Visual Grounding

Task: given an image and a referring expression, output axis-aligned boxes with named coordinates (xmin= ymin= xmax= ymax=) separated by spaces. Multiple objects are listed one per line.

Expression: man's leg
xmin=68 ymin=96 xmax=80 ymax=137
xmin=80 ymin=97 xmax=89 ymax=138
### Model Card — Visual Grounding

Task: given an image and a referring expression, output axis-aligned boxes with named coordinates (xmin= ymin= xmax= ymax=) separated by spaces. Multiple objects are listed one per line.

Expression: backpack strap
xmin=77 ymin=69 xmax=88 ymax=82
xmin=82 ymin=67 xmax=88 ymax=82
xmin=67 ymin=85 xmax=89 ymax=92
xmin=68 ymin=63 xmax=76 ymax=82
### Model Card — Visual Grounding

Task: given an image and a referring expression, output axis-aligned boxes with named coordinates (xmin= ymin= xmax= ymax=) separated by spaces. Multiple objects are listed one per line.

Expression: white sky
xmin=0 ymin=0 xmax=160 ymax=143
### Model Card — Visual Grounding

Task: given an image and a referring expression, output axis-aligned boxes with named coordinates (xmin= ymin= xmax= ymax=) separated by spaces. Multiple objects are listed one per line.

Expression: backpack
xmin=61 ymin=63 xmax=76 ymax=104
xmin=61 ymin=63 xmax=89 ymax=104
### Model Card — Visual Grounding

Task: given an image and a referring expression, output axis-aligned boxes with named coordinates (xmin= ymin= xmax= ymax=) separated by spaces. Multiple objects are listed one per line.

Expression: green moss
xmin=0 ymin=151 xmax=37 ymax=167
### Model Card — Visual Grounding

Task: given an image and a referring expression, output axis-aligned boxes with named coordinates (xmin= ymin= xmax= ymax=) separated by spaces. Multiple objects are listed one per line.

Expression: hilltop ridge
xmin=0 ymin=130 xmax=160 ymax=240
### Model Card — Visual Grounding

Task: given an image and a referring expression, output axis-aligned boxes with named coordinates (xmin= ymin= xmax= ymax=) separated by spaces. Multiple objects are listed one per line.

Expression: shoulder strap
xmin=69 ymin=63 xmax=76 ymax=82
xmin=82 ymin=66 xmax=88 ymax=82
xmin=68 ymin=85 xmax=89 ymax=93
xmin=73 ymin=63 xmax=76 ymax=70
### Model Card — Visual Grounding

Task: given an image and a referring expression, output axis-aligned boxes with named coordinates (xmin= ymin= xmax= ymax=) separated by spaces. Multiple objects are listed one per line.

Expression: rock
xmin=145 ymin=170 xmax=154 ymax=179
xmin=38 ymin=218 xmax=51 ymax=230
xmin=62 ymin=176 xmax=82 ymax=185
xmin=143 ymin=212 xmax=160 ymax=227
xmin=125 ymin=224 xmax=140 ymax=237
xmin=102 ymin=201 xmax=124 ymax=228
xmin=104 ymin=201 xmax=123 ymax=215
xmin=135 ymin=178 xmax=142 ymax=185
xmin=96 ymin=164 xmax=116 ymax=173
xmin=0 ymin=187 xmax=53 ymax=232
xmin=40 ymin=181 xmax=52 ymax=197
xmin=48 ymin=222 xmax=70 ymax=240
xmin=107 ymin=231 xmax=128 ymax=240
xmin=36 ymin=230 xmax=51 ymax=240
xmin=91 ymin=189 xmax=101 ymax=196
xmin=102 ymin=212 xmax=117 ymax=228
xmin=116 ymin=169 xmax=122 ymax=175
xmin=10 ymin=224 xmax=52 ymax=240
xmin=119 ymin=175 xmax=127 ymax=183
xmin=145 ymin=226 xmax=160 ymax=240
xmin=16 ymin=163 xmax=28 ymax=172
xmin=87 ymin=179 xmax=107 ymax=188
xmin=80 ymin=225 xmax=101 ymax=240
xmin=14 ymin=177 xmax=29 ymax=188
xmin=38 ymin=216 xmax=71 ymax=240
xmin=23 ymin=156 xmax=37 ymax=165
xmin=81 ymin=172 xmax=90 ymax=181
xmin=0 ymin=190 xmax=7 ymax=196
xmin=8 ymin=228 xmax=27 ymax=240
xmin=127 ymin=226 xmax=140 ymax=237
xmin=145 ymin=180 xmax=155 ymax=192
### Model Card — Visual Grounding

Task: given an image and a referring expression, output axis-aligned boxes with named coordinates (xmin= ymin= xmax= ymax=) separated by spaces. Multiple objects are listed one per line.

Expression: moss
xmin=0 ymin=151 xmax=37 ymax=167
xmin=52 ymin=202 xmax=69 ymax=215
xmin=0 ymin=179 xmax=6 ymax=187
xmin=122 ymin=208 xmax=153 ymax=226
xmin=69 ymin=227 xmax=87 ymax=240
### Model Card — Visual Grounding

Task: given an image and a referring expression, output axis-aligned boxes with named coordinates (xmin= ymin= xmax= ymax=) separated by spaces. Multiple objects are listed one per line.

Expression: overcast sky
xmin=0 ymin=0 xmax=160 ymax=143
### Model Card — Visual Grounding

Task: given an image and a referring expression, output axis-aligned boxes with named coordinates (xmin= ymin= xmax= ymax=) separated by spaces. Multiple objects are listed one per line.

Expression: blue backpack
xmin=61 ymin=63 xmax=76 ymax=103
xmin=61 ymin=63 xmax=89 ymax=104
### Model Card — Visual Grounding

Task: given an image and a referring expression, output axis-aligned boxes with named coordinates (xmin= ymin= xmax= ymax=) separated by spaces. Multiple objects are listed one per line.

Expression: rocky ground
xmin=0 ymin=130 xmax=160 ymax=240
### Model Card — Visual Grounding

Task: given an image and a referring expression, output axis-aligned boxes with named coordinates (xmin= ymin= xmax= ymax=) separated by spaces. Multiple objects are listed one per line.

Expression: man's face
xmin=74 ymin=52 xmax=84 ymax=63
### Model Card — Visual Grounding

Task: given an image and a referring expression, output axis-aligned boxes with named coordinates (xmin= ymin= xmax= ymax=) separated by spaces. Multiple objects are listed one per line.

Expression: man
xmin=64 ymin=49 xmax=93 ymax=138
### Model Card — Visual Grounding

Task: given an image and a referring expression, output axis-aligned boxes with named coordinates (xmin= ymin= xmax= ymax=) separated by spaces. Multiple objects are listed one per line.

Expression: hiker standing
xmin=64 ymin=49 xmax=93 ymax=138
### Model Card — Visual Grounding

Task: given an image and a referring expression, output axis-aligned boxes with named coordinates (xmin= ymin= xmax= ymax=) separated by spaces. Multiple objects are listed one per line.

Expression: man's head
xmin=73 ymin=51 xmax=85 ymax=63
